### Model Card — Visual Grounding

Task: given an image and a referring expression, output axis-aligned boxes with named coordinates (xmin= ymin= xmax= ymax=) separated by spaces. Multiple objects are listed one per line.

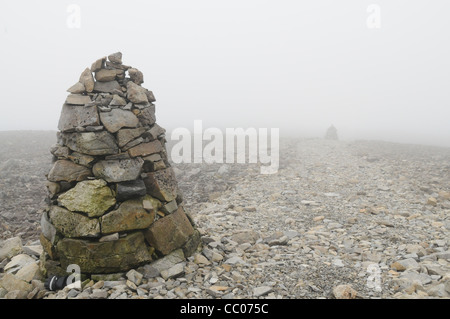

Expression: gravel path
xmin=1 ymin=135 xmax=449 ymax=299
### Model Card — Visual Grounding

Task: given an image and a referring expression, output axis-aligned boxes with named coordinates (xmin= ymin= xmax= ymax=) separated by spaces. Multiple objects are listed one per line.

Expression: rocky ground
xmin=0 ymin=131 xmax=449 ymax=299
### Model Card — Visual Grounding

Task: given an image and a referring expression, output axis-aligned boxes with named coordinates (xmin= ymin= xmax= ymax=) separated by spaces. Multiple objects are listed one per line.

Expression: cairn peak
xmin=41 ymin=53 xmax=200 ymax=274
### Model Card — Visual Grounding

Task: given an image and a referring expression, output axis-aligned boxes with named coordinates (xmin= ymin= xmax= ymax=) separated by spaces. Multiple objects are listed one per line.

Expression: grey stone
xmin=47 ymin=160 xmax=92 ymax=182
xmin=91 ymin=56 xmax=106 ymax=72
xmin=0 ymin=237 xmax=23 ymax=261
xmin=128 ymin=68 xmax=144 ymax=85
xmin=126 ymin=81 xmax=148 ymax=104
xmin=160 ymin=263 xmax=184 ymax=280
xmin=161 ymin=200 xmax=178 ymax=215
xmin=40 ymin=212 xmax=57 ymax=244
xmin=67 ymin=82 xmax=85 ymax=94
xmin=253 ymin=286 xmax=272 ymax=297
xmin=149 ymin=249 xmax=185 ymax=274
xmin=94 ymin=80 xmax=122 ymax=93
xmin=126 ymin=269 xmax=143 ymax=285
xmin=100 ymin=108 xmax=139 ymax=133
xmin=92 ymin=158 xmax=143 ymax=183
xmin=99 ymin=233 xmax=119 ymax=242
xmin=108 ymin=52 xmax=122 ymax=64
xmin=58 ymin=104 xmax=99 ymax=132
xmin=65 ymin=94 xmax=92 ymax=105
xmin=79 ymin=68 xmax=94 ymax=93
xmin=61 ymin=131 xmax=118 ymax=156
xmin=95 ymin=69 xmax=122 ymax=82
xmin=117 ymin=127 xmax=147 ymax=148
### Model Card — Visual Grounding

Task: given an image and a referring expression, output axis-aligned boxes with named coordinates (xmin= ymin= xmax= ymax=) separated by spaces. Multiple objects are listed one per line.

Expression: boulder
xmin=144 ymin=206 xmax=195 ymax=255
xmin=143 ymin=168 xmax=178 ymax=202
xmin=56 ymin=231 xmax=152 ymax=273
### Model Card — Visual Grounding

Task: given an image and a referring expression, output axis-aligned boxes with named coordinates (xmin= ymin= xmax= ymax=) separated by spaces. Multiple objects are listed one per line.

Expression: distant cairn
xmin=324 ymin=125 xmax=338 ymax=140
xmin=41 ymin=52 xmax=200 ymax=275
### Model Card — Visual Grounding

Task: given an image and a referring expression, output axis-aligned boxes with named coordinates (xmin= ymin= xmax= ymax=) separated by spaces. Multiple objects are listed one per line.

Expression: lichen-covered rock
xmin=61 ymin=131 xmax=118 ymax=156
xmin=100 ymin=198 xmax=155 ymax=234
xmin=49 ymin=205 xmax=100 ymax=238
xmin=57 ymin=179 xmax=116 ymax=217
xmin=144 ymin=206 xmax=195 ymax=255
xmin=56 ymin=232 xmax=152 ymax=273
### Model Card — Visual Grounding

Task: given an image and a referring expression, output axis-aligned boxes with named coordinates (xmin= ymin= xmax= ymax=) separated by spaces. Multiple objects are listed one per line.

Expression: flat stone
xmin=68 ymin=152 xmax=96 ymax=167
xmin=79 ymin=68 xmax=94 ymax=93
xmin=92 ymin=158 xmax=143 ymax=183
xmin=49 ymin=205 xmax=100 ymax=238
xmin=142 ymin=167 xmax=178 ymax=202
xmin=108 ymin=52 xmax=122 ymax=64
xmin=57 ymin=179 xmax=116 ymax=218
xmin=117 ymin=127 xmax=147 ymax=148
xmin=0 ymin=237 xmax=23 ymax=261
xmin=56 ymin=232 xmax=152 ymax=274
xmin=145 ymin=90 xmax=156 ymax=103
xmin=47 ymin=160 xmax=92 ymax=182
xmin=100 ymin=198 xmax=155 ymax=234
xmin=94 ymin=80 xmax=122 ymax=93
xmin=128 ymin=140 xmax=163 ymax=158
xmin=58 ymin=104 xmax=100 ymax=132
xmin=67 ymin=82 xmax=85 ymax=94
xmin=127 ymin=81 xmax=148 ymax=104
xmin=144 ymin=206 xmax=195 ymax=255
xmin=4 ymin=254 xmax=35 ymax=273
xmin=253 ymin=286 xmax=272 ymax=297
xmin=128 ymin=68 xmax=144 ymax=85
xmin=100 ymin=108 xmax=139 ymax=133
xmin=65 ymin=94 xmax=92 ymax=105
xmin=61 ymin=131 xmax=118 ymax=156
xmin=95 ymin=69 xmax=122 ymax=82
xmin=15 ymin=262 xmax=40 ymax=282
xmin=22 ymin=245 xmax=43 ymax=257
xmin=149 ymin=249 xmax=185 ymax=274
xmin=115 ymin=179 xmax=147 ymax=201
xmin=160 ymin=263 xmax=184 ymax=280
xmin=0 ymin=273 xmax=33 ymax=293
xmin=121 ymin=137 xmax=145 ymax=151
xmin=396 ymin=258 xmax=420 ymax=271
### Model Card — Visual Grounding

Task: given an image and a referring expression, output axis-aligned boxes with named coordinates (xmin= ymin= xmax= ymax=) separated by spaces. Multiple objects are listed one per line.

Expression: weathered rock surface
xmin=49 ymin=205 xmax=100 ymax=238
xmin=92 ymin=158 xmax=143 ymax=183
xmin=99 ymin=109 xmax=139 ymax=133
xmin=100 ymin=198 xmax=155 ymax=234
xmin=61 ymin=131 xmax=118 ymax=155
xmin=47 ymin=160 xmax=92 ymax=182
xmin=56 ymin=232 xmax=152 ymax=273
xmin=57 ymin=179 xmax=116 ymax=217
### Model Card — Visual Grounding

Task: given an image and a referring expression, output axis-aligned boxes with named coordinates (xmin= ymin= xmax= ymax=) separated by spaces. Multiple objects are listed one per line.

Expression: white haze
xmin=0 ymin=0 xmax=449 ymax=147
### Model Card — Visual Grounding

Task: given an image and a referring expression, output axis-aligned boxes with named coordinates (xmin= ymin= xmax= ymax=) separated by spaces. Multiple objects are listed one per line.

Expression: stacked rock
xmin=324 ymin=125 xmax=338 ymax=140
xmin=40 ymin=52 xmax=200 ymax=275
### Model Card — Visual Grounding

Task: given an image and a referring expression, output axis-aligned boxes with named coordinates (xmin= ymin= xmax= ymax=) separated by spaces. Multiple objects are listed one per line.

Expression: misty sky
xmin=1 ymin=0 xmax=449 ymax=147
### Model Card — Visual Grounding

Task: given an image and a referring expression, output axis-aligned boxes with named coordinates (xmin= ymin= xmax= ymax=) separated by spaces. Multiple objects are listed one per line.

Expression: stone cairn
xmin=40 ymin=52 xmax=200 ymax=275
xmin=324 ymin=125 xmax=338 ymax=140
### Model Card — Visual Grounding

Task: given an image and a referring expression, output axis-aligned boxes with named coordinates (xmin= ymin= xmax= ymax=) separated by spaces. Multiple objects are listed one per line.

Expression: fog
xmin=1 ymin=0 xmax=449 ymax=147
